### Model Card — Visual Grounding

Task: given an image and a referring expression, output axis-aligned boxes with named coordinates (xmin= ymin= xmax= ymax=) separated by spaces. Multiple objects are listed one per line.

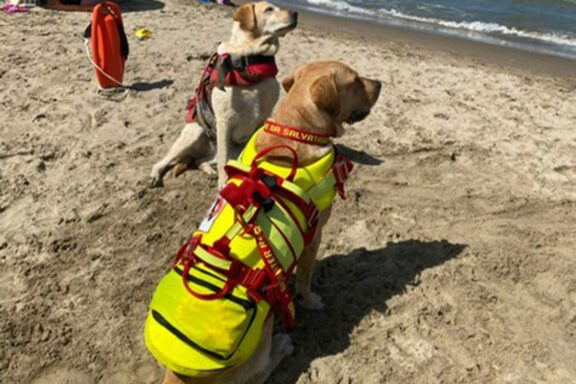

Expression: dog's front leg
xmin=244 ymin=317 xmax=293 ymax=384
xmin=215 ymin=116 xmax=233 ymax=189
xmin=150 ymin=123 xmax=208 ymax=187
xmin=296 ymin=231 xmax=324 ymax=310
xmin=296 ymin=208 xmax=332 ymax=310
xmin=297 ymin=224 xmax=330 ymax=309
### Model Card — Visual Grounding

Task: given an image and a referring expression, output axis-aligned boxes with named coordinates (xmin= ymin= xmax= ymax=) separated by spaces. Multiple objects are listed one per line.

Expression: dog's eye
xmin=264 ymin=6 xmax=274 ymax=13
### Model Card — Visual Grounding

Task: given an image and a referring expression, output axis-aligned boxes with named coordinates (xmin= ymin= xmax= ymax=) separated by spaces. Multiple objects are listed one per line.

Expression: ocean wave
xmin=303 ymin=0 xmax=374 ymax=15
xmin=297 ymin=0 xmax=576 ymax=48
xmin=383 ymin=9 xmax=576 ymax=48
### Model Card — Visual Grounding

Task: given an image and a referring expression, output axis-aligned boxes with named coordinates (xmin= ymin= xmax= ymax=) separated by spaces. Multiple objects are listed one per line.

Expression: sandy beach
xmin=1 ymin=1 xmax=576 ymax=383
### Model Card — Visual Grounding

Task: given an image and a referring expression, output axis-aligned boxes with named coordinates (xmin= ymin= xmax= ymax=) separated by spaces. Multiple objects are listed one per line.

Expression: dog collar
xmin=263 ymin=120 xmax=331 ymax=146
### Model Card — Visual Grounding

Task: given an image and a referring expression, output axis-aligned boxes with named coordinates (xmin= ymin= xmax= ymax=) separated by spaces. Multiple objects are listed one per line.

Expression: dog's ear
xmin=282 ymin=72 xmax=295 ymax=92
xmin=234 ymin=3 xmax=256 ymax=32
xmin=310 ymin=73 xmax=340 ymax=117
xmin=282 ymin=65 xmax=306 ymax=92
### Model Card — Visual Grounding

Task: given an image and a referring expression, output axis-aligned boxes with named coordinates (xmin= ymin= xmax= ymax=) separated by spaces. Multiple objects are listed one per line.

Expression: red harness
xmin=174 ymin=127 xmax=353 ymax=327
xmin=186 ymin=53 xmax=279 ymax=137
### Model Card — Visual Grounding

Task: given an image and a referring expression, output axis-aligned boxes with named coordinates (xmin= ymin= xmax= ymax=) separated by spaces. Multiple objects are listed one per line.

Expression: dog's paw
xmin=150 ymin=165 xmax=166 ymax=188
xmin=199 ymin=162 xmax=217 ymax=176
xmin=299 ymin=292 xmax=325 ymax=310
xmin=272 ymin=333 xmax=294 ymax=357
xmin=149 ymin=175 xmax=164 ymax=188
xmin=150 ymin=177 xmax=164 ymax=188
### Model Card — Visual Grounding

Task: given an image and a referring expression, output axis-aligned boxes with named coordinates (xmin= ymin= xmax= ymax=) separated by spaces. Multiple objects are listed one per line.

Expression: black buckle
xmin=260 ymin=174 xmax=278 ymax=191
xmin=252 ymin=191 xmax=275 ymax=212
xmin=229 ymin=54 xmax=246 ymax=70
xmin=230 ymin=54 xmax=275 ymax=69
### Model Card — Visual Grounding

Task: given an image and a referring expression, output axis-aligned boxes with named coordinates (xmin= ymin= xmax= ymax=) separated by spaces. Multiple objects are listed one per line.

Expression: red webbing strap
xmin=229 ymin=260 xmax=267 ymax=303
xmin=186 ymin=53 xmax=219 ymax=124
xmin=173 ymin=235 xmax=233 ymax=301
xmin=251 ymin=144 xmax=299 ymax=182
xmin=224 ymin=152 xmax=321 ymax=246
xmin=210 ymin=54 xmax=279 ymax=88
xmin=217 ymin=181 xmax=297 ymax=324
xmin=218 ymin=171 xmax=297 ymax=319
xmin=250 ymin=223 xmax=296 ymax=327
xmin=333 ymin=151 xmax=354 ymax=199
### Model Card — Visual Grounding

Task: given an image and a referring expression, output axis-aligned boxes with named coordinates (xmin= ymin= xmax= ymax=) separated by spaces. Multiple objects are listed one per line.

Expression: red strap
xmin=264 ymin=120 xmax=332 ymax=146
xmin=251 ymin=144 xmax=299 ymax=182
xmin=333 ymin=153 xmax=354 ymax=199
xmin=173 ymin=235 xmax=234 ymax=301
xmin=173 ymin=235 xmax=202 ymax=266
xmin=229 ymin=261 xmax=267 ymax=303
xmin=181 ymin=259 xmax=232 ymax=301
xmin=249 ymin=223 xmax=296 ymax=327
xmin=208 ymin=54 xmax=279 ymax=88
xmin=185 ymin=97 xmax=197 ymax=123
xmin=174 ymin=145 xmax=352 ymax=326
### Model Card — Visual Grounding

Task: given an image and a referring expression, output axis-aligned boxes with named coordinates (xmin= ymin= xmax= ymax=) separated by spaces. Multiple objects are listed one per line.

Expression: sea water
xmin=274 ymin=0 xmax=576 ymax=60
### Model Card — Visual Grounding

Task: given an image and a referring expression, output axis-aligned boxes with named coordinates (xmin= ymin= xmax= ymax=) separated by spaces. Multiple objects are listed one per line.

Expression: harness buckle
xmin=252 ymin=191 xmax=275 ymax=212
xmin=306 ymin=205 xmax=320 ymax=229
xmin=229 ymin=54 xmax=246 ymax=70
xmin=260 ymin=173 xmax=278 ymax=191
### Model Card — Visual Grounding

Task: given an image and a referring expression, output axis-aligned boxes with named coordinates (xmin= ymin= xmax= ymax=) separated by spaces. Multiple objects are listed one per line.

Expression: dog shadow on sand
xmin=336 ymin=144 xmax=383 ymax=166
xmin=270 ymin=239 xmax=467 ymax=383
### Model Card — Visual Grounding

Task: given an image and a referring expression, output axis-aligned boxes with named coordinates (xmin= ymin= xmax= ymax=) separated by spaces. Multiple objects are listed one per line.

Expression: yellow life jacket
xmin=144 ymin=127 xmax=353 ymax=377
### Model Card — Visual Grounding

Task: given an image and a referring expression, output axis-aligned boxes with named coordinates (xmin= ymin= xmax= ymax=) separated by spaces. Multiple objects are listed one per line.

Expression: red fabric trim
xmin=213 ymin=62 xmax=279 ymax=87
xmin=186 ymin=54 xmax=278 ymax=124
xmin=264 ymin=120 xmax=332 ymax=146
xmin=333 ymin=152 xmax=354 ymax=199
xmin=250 ymin=224 xmax=296 ymax=327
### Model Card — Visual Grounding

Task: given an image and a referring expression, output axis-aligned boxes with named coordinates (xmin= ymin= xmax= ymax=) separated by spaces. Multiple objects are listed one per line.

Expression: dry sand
xmin=1 ymin=1 xmax=576 ymax=383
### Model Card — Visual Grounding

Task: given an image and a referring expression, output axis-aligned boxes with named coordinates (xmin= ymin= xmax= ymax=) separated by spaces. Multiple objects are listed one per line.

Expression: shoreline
xmin=237 ymin=0 xmax=576 ymax=78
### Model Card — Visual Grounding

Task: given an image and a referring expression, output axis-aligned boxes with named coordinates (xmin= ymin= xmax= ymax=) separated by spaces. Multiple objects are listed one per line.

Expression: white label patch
xmin=198 ymin=196 xmax=227 ymax=233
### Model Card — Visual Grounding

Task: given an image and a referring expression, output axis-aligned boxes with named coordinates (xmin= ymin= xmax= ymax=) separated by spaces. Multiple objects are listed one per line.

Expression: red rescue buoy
xmin=86 ymin=1 xmax=129 ymax=89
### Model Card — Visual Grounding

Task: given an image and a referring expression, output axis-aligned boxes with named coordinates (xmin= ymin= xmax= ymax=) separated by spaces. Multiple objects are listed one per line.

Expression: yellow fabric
xmin=194 ymin=246 xmax=233 ymax=271
xmin=145 ymin=128 xmax=340 ymax=377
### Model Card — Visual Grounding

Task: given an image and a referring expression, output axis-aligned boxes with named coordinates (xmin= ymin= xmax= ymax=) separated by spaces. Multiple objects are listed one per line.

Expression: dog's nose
xmin=291 ymin=11 xmax=298 ymax=21
xmin=374 ymin=80 xmax=382 ymax=93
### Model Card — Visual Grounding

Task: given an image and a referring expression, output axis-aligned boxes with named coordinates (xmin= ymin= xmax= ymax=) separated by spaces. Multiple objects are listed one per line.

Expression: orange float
xmin=86 ymin=1 xmax=129 ymax=89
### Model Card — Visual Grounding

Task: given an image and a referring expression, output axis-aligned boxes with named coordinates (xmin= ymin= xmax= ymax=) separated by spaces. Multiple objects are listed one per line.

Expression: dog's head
xmin=281 ymin=61 xmax=381 ymax=137
xmin=233 ymin=2 xmax=298 ymax=37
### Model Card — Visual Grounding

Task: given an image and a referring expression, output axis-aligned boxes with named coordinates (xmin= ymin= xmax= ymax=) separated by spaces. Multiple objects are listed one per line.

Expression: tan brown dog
xmin=159 ymin=61 xmax=381 ymax=384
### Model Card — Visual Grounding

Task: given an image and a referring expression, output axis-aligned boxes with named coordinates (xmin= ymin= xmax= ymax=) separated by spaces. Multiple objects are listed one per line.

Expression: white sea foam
xmin=304 ymin=0 xmax=374 ymax=15
xmin=298 ymin=0 xmax=576 ymax=49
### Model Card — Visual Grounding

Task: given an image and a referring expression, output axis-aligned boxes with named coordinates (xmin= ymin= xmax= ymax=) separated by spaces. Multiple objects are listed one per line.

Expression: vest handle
xmin=251 ymin=144 xmax=298 ymax=181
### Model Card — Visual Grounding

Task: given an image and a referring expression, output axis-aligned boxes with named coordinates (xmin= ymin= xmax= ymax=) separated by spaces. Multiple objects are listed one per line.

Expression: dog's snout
xmin=375 ymin=80 xmax=382 ymax=93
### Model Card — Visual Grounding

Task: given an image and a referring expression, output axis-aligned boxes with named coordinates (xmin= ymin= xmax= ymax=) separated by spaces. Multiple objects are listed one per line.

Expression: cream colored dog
xmin=161 ymin=61 xmax=381 ymax=384
xmin=150 ymin=2 xmax=298 ymax=188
